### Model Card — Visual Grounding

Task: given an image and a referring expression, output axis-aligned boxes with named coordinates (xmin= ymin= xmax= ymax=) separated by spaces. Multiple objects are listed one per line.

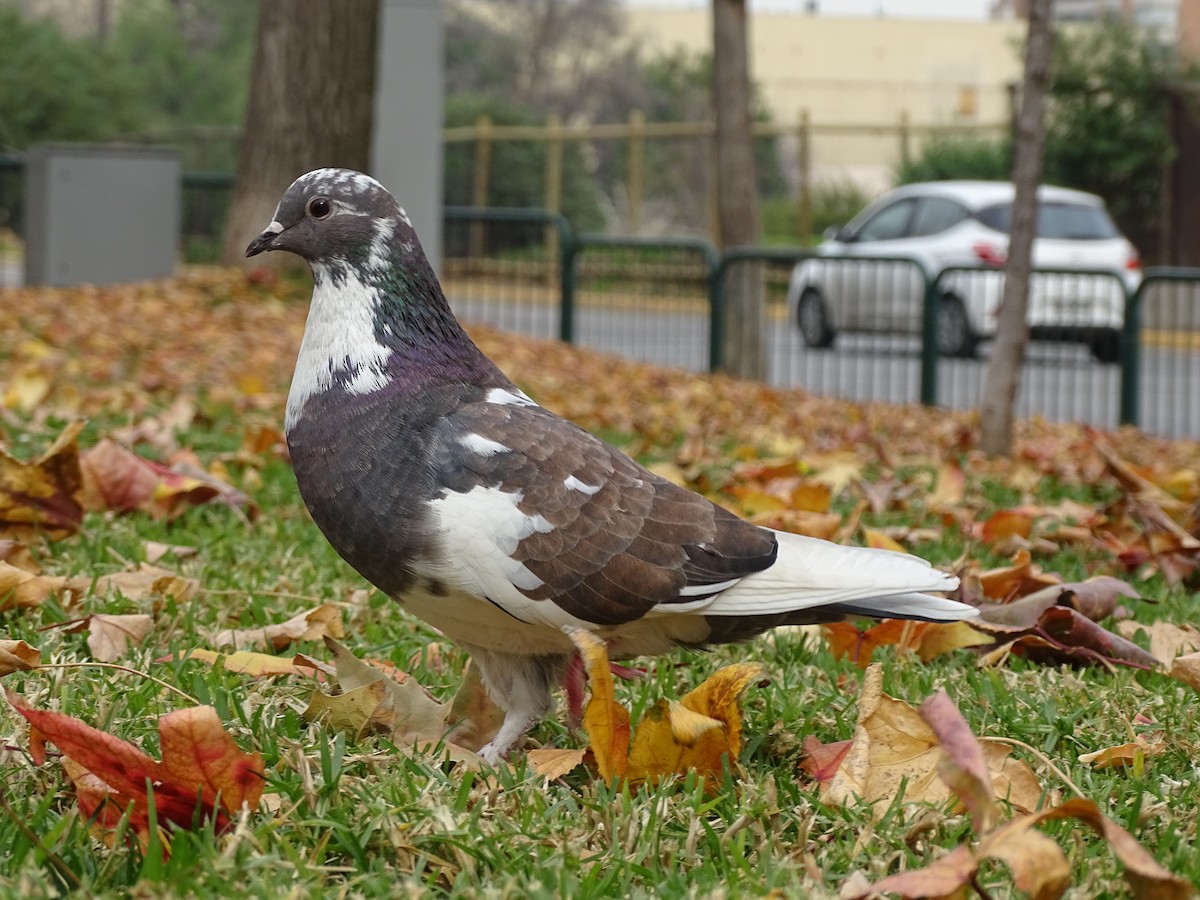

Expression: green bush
xmin=894 ymin=133 xmax=1012 ymax=185
xmin=762 ymin=179 xmax=873 ymax=245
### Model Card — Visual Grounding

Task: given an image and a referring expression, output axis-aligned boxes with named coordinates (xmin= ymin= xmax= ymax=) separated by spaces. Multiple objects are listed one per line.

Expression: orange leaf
xmin=980 ymin=508 xmax=1037 ymax=545
xmin=156 ymin=706 xmax=266 ymax=816
xmin=565 ymin=627 xmax=629 ymax=781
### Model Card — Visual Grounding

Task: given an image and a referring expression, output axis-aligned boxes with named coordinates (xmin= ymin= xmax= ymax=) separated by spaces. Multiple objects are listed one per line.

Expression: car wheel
xmin=1088 ymin=329 xmax=1122 ymax=364
xmin=936 ymin=295 xmax=978 ymax=358
xmin=797 ymin=289 xmax=835 ymax=349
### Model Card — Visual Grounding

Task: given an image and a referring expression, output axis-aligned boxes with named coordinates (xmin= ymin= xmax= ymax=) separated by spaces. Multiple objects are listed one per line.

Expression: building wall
xmin=625 ymin=9 xmax=1023 ymax=189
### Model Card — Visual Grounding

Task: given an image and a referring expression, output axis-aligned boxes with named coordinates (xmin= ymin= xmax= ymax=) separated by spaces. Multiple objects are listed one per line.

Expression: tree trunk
xmin=979 ymin=0 xmax=1054 ymax=457
xmin=221 ymin=0 xmax=380 ymax=266
xmin=712 ymin=0 xmax=763 ymax=380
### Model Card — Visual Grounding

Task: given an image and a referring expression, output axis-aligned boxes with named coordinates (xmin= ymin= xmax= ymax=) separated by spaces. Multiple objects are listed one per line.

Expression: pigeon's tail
xmin=699 ymin=528 xmax=976 ymax=623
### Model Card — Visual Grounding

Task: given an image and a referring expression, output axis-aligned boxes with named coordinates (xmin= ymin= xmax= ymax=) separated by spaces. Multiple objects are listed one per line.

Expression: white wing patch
xmin=486 ymin=387 xmax=537 ymax=407
xmin=563 ymin=475 xmax=600 ymax=495
xmin=461 ymin=433 xmax=510 ymax=457
xmin=285 ymin=263 xmax=393 ymax=432
xmin=419 ymin=485 xmax=550 ymax=596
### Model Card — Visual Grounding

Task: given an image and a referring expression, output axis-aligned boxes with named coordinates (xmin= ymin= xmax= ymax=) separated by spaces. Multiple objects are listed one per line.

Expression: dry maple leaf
xmin=175 ymin=648 xmax=325 ymax=678
xmin=842 ymin=688 xmax=1194 ymax=900
xmin=86 ymin=613 xmax=154 ymax=662
xmin=80 ymin=440 xmax=256 ymax=521
xmin=302 ymin=638 xmax=497 ymax=761
xmin=547 ymin=627 xmax=762 ymax=787
xmin=0 ymin=420 xmax=85 ymax=541
xmin=822 ymin=665 xmax=1043 ymax=817
xmin=823 ymin=619 xmax=991 ymax=668
xmin=6 ymin=691 xmax=265 ymax=846
xmin=214 ymin=603 xmax=344 ymax=652
xmin=0 ymin=639 xmax=40 ymax=676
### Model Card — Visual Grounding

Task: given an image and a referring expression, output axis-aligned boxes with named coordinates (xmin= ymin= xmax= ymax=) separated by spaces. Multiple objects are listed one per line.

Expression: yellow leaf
xmin=528 ymin=747 xmax=588 ymax=781
xmin=862 ymin=528 xmax=906 ymax=552
xmin=183 ymin=648 xmax=322 ymax=677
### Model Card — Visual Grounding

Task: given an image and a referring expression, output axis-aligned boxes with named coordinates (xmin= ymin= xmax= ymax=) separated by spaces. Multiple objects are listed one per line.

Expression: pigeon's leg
xmin=465 ymin=646 xmax=567 ymax=764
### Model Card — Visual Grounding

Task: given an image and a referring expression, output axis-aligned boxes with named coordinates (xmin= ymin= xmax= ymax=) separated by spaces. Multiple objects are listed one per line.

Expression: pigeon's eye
xmin=308 ymin=197 xmax=332 ymax=219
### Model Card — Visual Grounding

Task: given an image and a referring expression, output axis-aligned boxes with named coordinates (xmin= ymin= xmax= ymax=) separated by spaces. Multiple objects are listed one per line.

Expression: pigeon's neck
xmin=285 ymin=234 xmax=507 ymax=433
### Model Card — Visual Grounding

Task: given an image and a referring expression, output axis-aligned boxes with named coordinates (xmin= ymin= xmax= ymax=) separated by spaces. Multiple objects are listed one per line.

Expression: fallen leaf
xmin=1115 ymin=620 xmax=1200 ymax=666
xmin=87 ymin=613 xmax=153 ymax=662
xmin=0 ymin=420 xmax=85 ymax=541
xmin=1078 ymin=736 xmax=1164 ymax=771
xmin=444 ymin=661 xmax=505 ymax=753
xmin=174 ymin=648 xmax=322 ymax=678
xmin=143 ymin=541 xmax=199 ymax=565
xmin=527 ymin=747 xmax=588 ymax=781
xmin=800 ymin=736 xmax=853 ymax=784
xmin=214 ymin=604 xmax=344 ymax=652
xmin=303 ymin=638 xmax=460 ymax=753
xmin=0 ymin=639 xmax=40 ymax=676
xmin=7 ymin=691 xmax=265 ymax=845
xmin=567 ymin=627 xmax=630 ymax=781
xmin=823 ymin=665 xmax=1042 ymax=816
xmin=81 ymin=440 xmax=256 ymax=521
xmin=1167 ymin=652 xmax=1200 ymax=693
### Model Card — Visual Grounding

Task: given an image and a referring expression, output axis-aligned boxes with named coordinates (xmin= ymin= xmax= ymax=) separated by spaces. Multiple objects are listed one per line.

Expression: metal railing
xmin=2 ymin=163 xmax=1199 ymax=438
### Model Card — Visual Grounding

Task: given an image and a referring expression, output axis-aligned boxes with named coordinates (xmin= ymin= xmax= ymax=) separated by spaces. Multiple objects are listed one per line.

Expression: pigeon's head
xmin=245 ymin=168 xmax=408 ymax=265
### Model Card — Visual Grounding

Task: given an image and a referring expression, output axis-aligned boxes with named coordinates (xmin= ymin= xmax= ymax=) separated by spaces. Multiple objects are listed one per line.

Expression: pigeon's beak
xmin=245 ymin=220 xmax=285 ymax=258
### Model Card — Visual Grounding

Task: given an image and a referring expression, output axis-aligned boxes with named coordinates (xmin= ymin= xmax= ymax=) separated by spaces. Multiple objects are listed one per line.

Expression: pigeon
xmin=247 ymin=168 xmax=977 ymax=763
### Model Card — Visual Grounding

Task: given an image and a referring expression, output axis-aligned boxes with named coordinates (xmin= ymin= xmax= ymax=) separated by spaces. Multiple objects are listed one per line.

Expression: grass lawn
xmin=0 ymin=270 xmax=1197 ymax=898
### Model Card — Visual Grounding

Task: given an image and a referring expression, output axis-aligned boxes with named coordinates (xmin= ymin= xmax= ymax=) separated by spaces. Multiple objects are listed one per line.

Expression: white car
xmin=785 ymin=181 xmax=1142 ymax=362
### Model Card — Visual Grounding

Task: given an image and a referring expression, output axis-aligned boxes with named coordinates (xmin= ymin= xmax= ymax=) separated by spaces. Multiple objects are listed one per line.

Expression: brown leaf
xmin=0 ymin=562 xmax=70 ymax=611
xmin=86 ymin=613 xmax=153 ymax=662
xmin=214 ymin=604 xmax=344 ymax=652
xmin=1167 ymin=652 xmax=1200 ymax=693
xmin=1115 ymin=621 xmax=1200 ymax=667
xmin=0 ymin=639 xmax=40 ymax=676
xmin=1033 ymin=798 xmax=1196 ymax=899
xmin=0 ymin=420 xmax=85 ymax=541
xmin=823 ymin=666 xmax=1042 ymax=816
xmin=1078 ymin=736 xmax=1165 ymax=771
xmin=919 ymin=691 xmax=999 ymax=834
xmin=444 ymin=660 xmax=505 ymax=753
xmin=303 ymin=638 xmax=455 ymax=752
xmin=80 ymin=441 xmax=256 ymax=521
xmin=1017 ymin=607 xmax=1160 ymax=670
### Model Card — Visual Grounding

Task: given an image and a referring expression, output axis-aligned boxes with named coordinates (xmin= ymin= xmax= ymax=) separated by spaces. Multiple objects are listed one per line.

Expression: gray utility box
xmin=24 ymin=144 xmax=180 ymax=286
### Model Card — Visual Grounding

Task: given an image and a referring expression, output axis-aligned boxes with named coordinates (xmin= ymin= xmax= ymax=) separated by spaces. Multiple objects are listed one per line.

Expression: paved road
xmin=450 ymin=294 xmax=1200 ymax=440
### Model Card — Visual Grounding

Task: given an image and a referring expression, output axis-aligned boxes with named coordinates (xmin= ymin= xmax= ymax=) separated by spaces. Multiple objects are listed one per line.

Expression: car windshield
xmin=975 ymin=201 xmax=1120 ymax=240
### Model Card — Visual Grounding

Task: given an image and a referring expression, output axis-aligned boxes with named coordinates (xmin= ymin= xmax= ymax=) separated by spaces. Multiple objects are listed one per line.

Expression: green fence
xmin=2 ymin=158 xmax=1198 ymax=438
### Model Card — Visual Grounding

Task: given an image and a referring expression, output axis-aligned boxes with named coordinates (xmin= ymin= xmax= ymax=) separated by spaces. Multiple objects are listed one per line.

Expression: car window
xmin=976 ymin=201 xmax=1120 ymax=240
xmin=853 ymin=198 xmax=917 ymax=242
xmin=908 ymin=197 xmax=969 ymax=237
